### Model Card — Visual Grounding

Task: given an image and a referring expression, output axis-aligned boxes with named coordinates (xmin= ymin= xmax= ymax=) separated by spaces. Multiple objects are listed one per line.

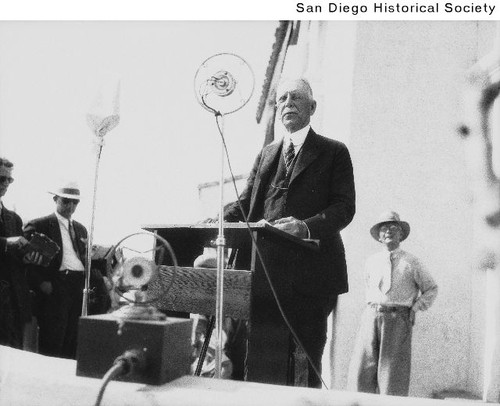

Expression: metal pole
xmin=214 ymin=114 xmax=226 ymax=378
xmin=81 ymin=138 xmax=104 ymax=317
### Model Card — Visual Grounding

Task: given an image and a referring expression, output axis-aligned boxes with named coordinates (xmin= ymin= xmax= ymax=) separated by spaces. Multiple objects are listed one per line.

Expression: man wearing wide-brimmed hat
xmin=347 ymin=210 xmax=438 ymax=396
xmin=25 ymin=181 xmax=109 ymax=359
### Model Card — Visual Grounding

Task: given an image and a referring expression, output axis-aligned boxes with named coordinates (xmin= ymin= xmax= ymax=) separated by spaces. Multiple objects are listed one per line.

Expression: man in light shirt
xmin=25 ymin=181 xmax=108 ymax=359
xmin=348 ymin=210 xmax=438 ymax=396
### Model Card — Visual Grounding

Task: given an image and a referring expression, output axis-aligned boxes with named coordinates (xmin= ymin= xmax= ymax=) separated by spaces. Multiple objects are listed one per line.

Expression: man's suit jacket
xmin=224 ymin=129 xmax=356 ymax=297
xmin=0 ymin=207 xmax=32 ymax=325
xmin=24 ymin=214 xmax=87 ymax=289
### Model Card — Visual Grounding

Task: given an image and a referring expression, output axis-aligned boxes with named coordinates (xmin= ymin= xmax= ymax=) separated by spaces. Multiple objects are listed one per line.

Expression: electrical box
xmin=76 ymin=314 xmax=193 ymax=385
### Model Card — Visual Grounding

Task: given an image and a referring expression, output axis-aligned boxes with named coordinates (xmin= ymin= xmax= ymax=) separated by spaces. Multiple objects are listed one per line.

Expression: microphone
xmin=194 ymin=53 xmax=254 ymax=115
xmin=208 ymin=70 xmax=236 ymax=97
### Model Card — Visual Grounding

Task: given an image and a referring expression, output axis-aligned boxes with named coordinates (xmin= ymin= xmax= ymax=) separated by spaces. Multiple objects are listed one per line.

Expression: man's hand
xmin=272 ymin=217 xmax=308 ymax=238
xmin=39 ymin=281 xmax=53 ymax=295
xmin=6 ymin=236 xmax=29 ymax=252
xmin=23 ymin=251 xmax=44 ymax=265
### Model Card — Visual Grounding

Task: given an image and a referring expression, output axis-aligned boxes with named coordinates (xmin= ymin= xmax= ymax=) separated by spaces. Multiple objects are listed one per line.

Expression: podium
xmin=143 ymin=222 xmax=319 ymax=385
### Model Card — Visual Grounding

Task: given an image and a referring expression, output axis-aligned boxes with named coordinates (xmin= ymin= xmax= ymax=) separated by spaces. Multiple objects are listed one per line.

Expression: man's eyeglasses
xmin=61 ymin=198 xmax=79 ymax=205
xmin=379 ymin=224 xmax=401 ymax=233
xmin=0 ymin=176 xmax=14 ymax=184
xmin=276 ymin=92 xmax=306 ymax=105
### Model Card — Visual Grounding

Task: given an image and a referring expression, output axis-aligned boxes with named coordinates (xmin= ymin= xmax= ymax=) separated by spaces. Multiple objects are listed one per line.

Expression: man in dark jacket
xmin=25 ymin=181 xmax=109 ymax=359
xmin=0 ymin=157 xmax=40 ymax=348
xmin=223 ymin=78 xmax=356 ymax=387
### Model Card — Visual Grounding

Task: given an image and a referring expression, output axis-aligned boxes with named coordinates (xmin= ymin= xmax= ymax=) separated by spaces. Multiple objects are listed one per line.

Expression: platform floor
xmin=0 ymin=345 xmax=495 ymax=406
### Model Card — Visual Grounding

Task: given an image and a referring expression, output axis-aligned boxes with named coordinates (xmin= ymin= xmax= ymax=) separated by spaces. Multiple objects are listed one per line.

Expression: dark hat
xmin=370 ymin=210 xmax=410 ymax=241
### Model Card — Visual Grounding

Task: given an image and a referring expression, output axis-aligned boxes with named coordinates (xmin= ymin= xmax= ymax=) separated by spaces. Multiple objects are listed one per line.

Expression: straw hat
xmin=370 ymin=210 xmax=410 ymax=241
xmin=48 ymin=181 xmax=81 ymax=200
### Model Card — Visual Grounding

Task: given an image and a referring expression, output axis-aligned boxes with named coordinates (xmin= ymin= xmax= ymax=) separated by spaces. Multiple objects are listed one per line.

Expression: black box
xmin=76 ymin=314 xmax=193 ymax=385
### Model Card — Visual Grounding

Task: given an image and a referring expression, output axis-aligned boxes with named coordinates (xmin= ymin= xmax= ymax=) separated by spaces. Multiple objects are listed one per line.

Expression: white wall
xmin=330 ymin=21 xmax=497 ymax=398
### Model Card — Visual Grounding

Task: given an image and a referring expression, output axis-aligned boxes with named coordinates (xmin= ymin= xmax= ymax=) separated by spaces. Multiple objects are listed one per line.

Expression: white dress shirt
xmin=280 ymin=124 xmax=310 ymax=159
xmin=365 ymin=247 xmax=438 ymax=311
xmin=55 ymin=211 xmax=84 ymax=271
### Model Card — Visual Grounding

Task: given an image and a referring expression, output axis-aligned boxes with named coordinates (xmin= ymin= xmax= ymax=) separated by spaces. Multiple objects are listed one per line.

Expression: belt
xmin=369 ymin=303 xmax=410 ymax=313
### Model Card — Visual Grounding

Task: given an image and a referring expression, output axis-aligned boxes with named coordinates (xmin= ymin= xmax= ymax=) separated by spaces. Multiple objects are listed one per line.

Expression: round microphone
xmin=194 ymin=53 xmax=254 ymax=115
xmin=209 ymin=70 xmax=236 ymax=97
xmin=121 ymin=256 xmax=155 ymax=289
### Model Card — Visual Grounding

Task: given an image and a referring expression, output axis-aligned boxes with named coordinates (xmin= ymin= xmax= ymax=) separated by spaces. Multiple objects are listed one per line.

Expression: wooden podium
xmin=143 ymin=223 xmax=319 ymax=385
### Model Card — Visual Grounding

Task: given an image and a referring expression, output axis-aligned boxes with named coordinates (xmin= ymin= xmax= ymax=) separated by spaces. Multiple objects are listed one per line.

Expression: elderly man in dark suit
xmin=223 ymin=77 xmax=356 ymax=387
xmin=25 ymin=181 xmax=109 ymax=359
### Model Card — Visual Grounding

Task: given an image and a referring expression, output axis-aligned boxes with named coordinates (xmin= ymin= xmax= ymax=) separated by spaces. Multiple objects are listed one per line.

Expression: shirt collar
xmin=54 ymin=211 xmax=70 ymax=227
xmin=386 ymin=247 xmax=401 ymax=257
xmin=280 ymin=124 xmax=311 ymax=150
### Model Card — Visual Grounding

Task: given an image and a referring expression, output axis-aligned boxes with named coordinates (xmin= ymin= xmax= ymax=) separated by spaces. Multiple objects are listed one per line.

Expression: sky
xmin=0 ymin=21 xmax=277 ymax=245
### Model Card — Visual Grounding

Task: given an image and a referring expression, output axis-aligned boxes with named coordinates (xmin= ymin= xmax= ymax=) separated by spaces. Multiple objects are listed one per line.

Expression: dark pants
xmin=35 ymin=270 xmax=109 ymax=359
xmin=291 ymin=294 xmax=337 ymax=388
xmin=36 ymin=271 xmax=83 ymax=358
xmin=226 ymin=294 xmax=337 ymax=388
xmin=223 ymin=318 xmax=248 ymax=381
xmin=0 ymin=279 xmax=23 ymax=348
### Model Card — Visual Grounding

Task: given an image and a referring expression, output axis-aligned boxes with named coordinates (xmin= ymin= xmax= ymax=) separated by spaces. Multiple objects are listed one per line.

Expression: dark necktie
xmin=68 ymin=220 xmax=79 ymax=254
xmin=285 ymin=142 xmax=295 ymax=173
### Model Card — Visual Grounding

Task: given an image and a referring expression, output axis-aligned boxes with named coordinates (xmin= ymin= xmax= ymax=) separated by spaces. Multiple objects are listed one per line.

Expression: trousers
xmin=347 ymin=304 xmax=413 ymax=396
xmin=225 ymin=294 xmax=336 ymax=388
xmin=35 ymin=270 xmax=109 ymax=359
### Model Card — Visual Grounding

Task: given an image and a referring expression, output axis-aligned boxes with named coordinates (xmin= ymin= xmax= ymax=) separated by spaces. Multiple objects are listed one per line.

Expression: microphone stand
xmin=195 ymin=57 xmax=254 ymax=377
xmin=81 ymin=133 xmax=105 ymax=317
xmin=214 ymin=112 xmax=226 ymax=379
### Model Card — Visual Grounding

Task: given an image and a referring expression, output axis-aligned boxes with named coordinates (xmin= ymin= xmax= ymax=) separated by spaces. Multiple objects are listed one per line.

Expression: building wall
xmin=330 ymin=21 xmax=497 ymax=398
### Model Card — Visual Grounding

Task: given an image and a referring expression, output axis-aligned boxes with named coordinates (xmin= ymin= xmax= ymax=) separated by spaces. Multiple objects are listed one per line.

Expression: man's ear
xmin=310 ymin=100 xmax=317 ymax=116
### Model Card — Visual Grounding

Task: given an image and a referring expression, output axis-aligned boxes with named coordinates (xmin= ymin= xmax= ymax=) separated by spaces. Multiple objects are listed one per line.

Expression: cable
xmin=93 ymin=349 xmax=146 ymax=406
xmin=94 ymin=363 xmax=125 ymax=406
xmin=214 ymin=114 xmax=329 ymax=389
